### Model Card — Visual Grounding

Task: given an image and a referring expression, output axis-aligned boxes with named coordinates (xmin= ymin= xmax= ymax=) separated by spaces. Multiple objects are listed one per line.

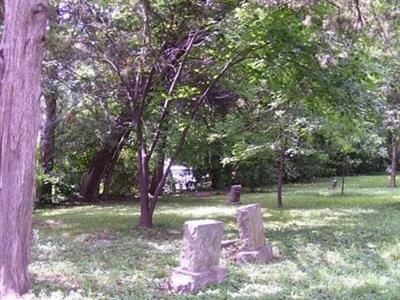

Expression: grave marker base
xmin=170 ymin=266 xmax=227 ymax=293
xmin=236 ymin=244 xmax=273 ymax=265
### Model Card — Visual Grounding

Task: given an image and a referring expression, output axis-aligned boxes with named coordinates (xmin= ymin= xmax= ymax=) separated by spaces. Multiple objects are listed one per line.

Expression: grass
xmin=26 ymin=175 xmax=400 ymax=299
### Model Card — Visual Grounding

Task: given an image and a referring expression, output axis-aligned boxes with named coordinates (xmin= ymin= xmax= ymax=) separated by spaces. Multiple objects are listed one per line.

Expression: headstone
xmin=227 ymin=184 xmax=242 ymax=204
xmin=331 ymin=178 xmax=338 ymax=189
xmin=235 ymin=203 xmax=273 ymax=264
xmin=169 ymin=220 xmax=226 ymax=293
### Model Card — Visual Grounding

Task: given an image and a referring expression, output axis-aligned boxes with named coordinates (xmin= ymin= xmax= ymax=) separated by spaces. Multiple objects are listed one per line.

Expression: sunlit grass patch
xmin=29 ymin=175 xmax=400 ymax=299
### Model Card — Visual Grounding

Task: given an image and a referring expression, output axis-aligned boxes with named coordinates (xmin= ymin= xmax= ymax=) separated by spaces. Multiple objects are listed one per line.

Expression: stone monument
xmin=235 ymin=203 xmax=273 ymax=264
xmin=227 ymin=185 xmax=242 ymax=204
xmin=169 ymin=220 xmax=227 ymax=293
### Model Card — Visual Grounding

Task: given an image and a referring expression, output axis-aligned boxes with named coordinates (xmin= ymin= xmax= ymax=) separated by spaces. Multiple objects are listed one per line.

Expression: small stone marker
xmin=227 ymin=184 xmax=242 ymax=204
xmin=235 ymin=203 xmax=273 ymax=264
xmin=169 ymin=219 xmax=227 ymax=293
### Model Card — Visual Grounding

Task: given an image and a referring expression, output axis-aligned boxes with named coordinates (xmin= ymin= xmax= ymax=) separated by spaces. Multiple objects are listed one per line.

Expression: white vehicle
xmin=164 ymin=160 xmax=197 ymax=193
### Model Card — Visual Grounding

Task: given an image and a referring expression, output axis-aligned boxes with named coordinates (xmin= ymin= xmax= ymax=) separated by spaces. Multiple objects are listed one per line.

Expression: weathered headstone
xmin=235 ymin=203 xmax=273 ymax=264
xmin=227 ymin=184 xmax=242 ymax=204
xmin=169 ymin=220 xmax=226 ymax=293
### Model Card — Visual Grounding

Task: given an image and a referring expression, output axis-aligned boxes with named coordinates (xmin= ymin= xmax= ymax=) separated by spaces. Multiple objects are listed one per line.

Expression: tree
xmin=49 ymin=0 xmax=244 ymax=227
xmin=0 ymin=0 xmax=48 ymax=297
xmin=216 ymin=3 xmax=377 ymax=207
xmin=40 ymin=92 xmax=57 ymax=202
xmin=385 ymin=83 xmax=400 ymax=188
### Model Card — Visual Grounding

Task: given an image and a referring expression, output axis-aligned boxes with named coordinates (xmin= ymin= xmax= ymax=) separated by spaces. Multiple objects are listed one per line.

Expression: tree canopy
xmin=32 ymin=0 xmax=400 ymax=221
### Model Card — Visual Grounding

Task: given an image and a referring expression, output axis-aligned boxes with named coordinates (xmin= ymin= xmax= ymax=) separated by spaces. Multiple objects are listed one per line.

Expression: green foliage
xmin=39 ymin=0 xmax=398 ymax=204
xmin=108 ymin=148 xmax=138 ymax=195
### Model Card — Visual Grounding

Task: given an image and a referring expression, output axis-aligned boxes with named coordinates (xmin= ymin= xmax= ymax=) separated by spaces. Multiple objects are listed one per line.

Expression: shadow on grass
xmin=31 ymin=176 xmax=400 ymax=299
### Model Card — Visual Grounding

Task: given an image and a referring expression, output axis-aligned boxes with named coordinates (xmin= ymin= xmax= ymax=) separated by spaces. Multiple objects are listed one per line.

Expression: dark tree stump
xmin=227 ymin=185 xmax=242 ymax=204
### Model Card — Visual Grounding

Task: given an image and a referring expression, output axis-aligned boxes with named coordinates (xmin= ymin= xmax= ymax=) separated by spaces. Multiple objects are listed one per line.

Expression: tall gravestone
xmin=169 ymin=220 xmax=227 ymax=293
xmin=235 ymin=203 xmax=273 ymax=264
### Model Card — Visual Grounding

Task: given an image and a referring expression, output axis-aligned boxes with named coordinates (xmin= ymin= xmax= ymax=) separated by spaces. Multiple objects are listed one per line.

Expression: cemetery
xmin=2 ymin=1 xmax=400 ymax=299
xmin=26 ymin=175 xmax=400 ymax=299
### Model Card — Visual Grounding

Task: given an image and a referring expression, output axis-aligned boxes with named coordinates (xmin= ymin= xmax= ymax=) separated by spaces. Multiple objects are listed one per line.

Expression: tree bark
xmin=148 ymin=132 xmax=167 ymax=196
xmin=101 ymin=148 xmax=121 ymax=197
xmin=0 ymin=1 xmax=48 ymax=297
xmin=80 ymin=148 xmax=114 ymax=201
xmin=277 ymin=145 xmax=285 ymax=208
xmin=40 ymin=93 xmax=57 ymax=202
xmin=149 ymin=151 xmax=165 ymax=196
xmin=134 ymin=42 xmax=245 ymax=228
xmin=390 ymin=134 xmax=397 ymax=188
xmin=138 ymin=145 xmax=153 ymax=228
xmin=341 ymin=175 xmax=345 ymax=195
xmin=80 ymin=125 xmax=130 ymax=201
xmin=101 ymin=128 xmax=130 ymax=197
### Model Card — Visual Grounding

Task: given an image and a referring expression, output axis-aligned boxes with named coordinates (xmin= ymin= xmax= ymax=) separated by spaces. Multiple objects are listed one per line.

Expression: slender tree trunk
xmin=134 ymin=36 xmax=240 ymax=228
xmin=40 ymin=93 xmax=57 ymax=202
xmin=149 ymin=107 xmax=169 ymax=196
xmin=138 ymin=146 xmax=153 ymax=228
xmin=148 ymin=123 xmax=168 ymax=197
xmin=277 ymin=146 xmax=285 ymax=208
xmin=0 ymin=1 xmax=48 ymax=297
xmin=341 ymin=175 xmax=345 ymax=195
xmin=149 ymin=151 xmax=165 ymax=196
xmin=390 ymin=135 xmax=397 ymax=188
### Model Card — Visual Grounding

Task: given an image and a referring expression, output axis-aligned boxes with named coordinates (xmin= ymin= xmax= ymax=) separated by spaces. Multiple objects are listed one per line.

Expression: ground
xmin=27 ymin=175 xmax=400 ymax=299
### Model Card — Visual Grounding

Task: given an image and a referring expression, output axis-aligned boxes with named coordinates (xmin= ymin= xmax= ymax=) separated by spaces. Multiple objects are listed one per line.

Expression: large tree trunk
xmin=101 ymin=148 xmax=121 ymax=197
xmin=101 ymin=129 xmax=130 ymax=197
xmin=390 ymin=134 xmax=397 ymax=188
xmin=80 ymin=148 xmax=114 ymax=201
xmin=0 ymin=1 xmax=48 ymax=298
xmin=80 ymin=126 xmax=130 ymax=201
xmin=40 ymin=93 xmax=57 ymax=202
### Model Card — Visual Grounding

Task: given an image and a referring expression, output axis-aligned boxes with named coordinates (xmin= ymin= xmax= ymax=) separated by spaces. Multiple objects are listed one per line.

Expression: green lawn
xmin=29 ymin=175 xmax=400 ymax=299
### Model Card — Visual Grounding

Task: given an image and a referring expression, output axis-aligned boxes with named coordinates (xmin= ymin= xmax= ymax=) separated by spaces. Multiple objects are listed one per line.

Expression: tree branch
xmin=149 ymin=54 xmax=249 ymax=213
xmin=147 ymin=30 xmax=199 ymax=159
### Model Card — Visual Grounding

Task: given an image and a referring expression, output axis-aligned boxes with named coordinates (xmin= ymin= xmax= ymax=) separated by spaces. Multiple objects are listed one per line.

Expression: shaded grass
xmin=28 ymin=175 xmax=400 ymax=299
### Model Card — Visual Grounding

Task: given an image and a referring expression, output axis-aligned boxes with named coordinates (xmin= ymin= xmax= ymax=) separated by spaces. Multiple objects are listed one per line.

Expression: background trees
xmin=35 ymin=0 xmax=398 ymax=221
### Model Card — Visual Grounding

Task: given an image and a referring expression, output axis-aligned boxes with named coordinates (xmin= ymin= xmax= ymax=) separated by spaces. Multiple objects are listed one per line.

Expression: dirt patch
xmin=85 ymin=232 xmax=118 ymax=245
xmin=33 ymin=219 xmax=65 ymax=229
xmin=34 ymin=273 xmax=82 ymax=291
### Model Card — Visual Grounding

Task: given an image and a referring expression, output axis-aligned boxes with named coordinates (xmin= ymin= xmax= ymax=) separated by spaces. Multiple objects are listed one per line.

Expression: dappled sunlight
xmin=287 ymin=207 xmax=377 ymax=219
xmin=30 ymin=175 xmax=400 ymax=298
xmin=146 ymin=241 xmax=177 ymax=254
xmin=340 ymin=274 xmax=388 ymax=290
xmin=325 ymin=250 xmax=346 ymax=265
xmin=158 ymin=205 xmax=237 ymax=218
xmin=379 ymin=242 xmax=400 ymax=262
xmin=231 ymin=283 xmax=284 ymax=298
